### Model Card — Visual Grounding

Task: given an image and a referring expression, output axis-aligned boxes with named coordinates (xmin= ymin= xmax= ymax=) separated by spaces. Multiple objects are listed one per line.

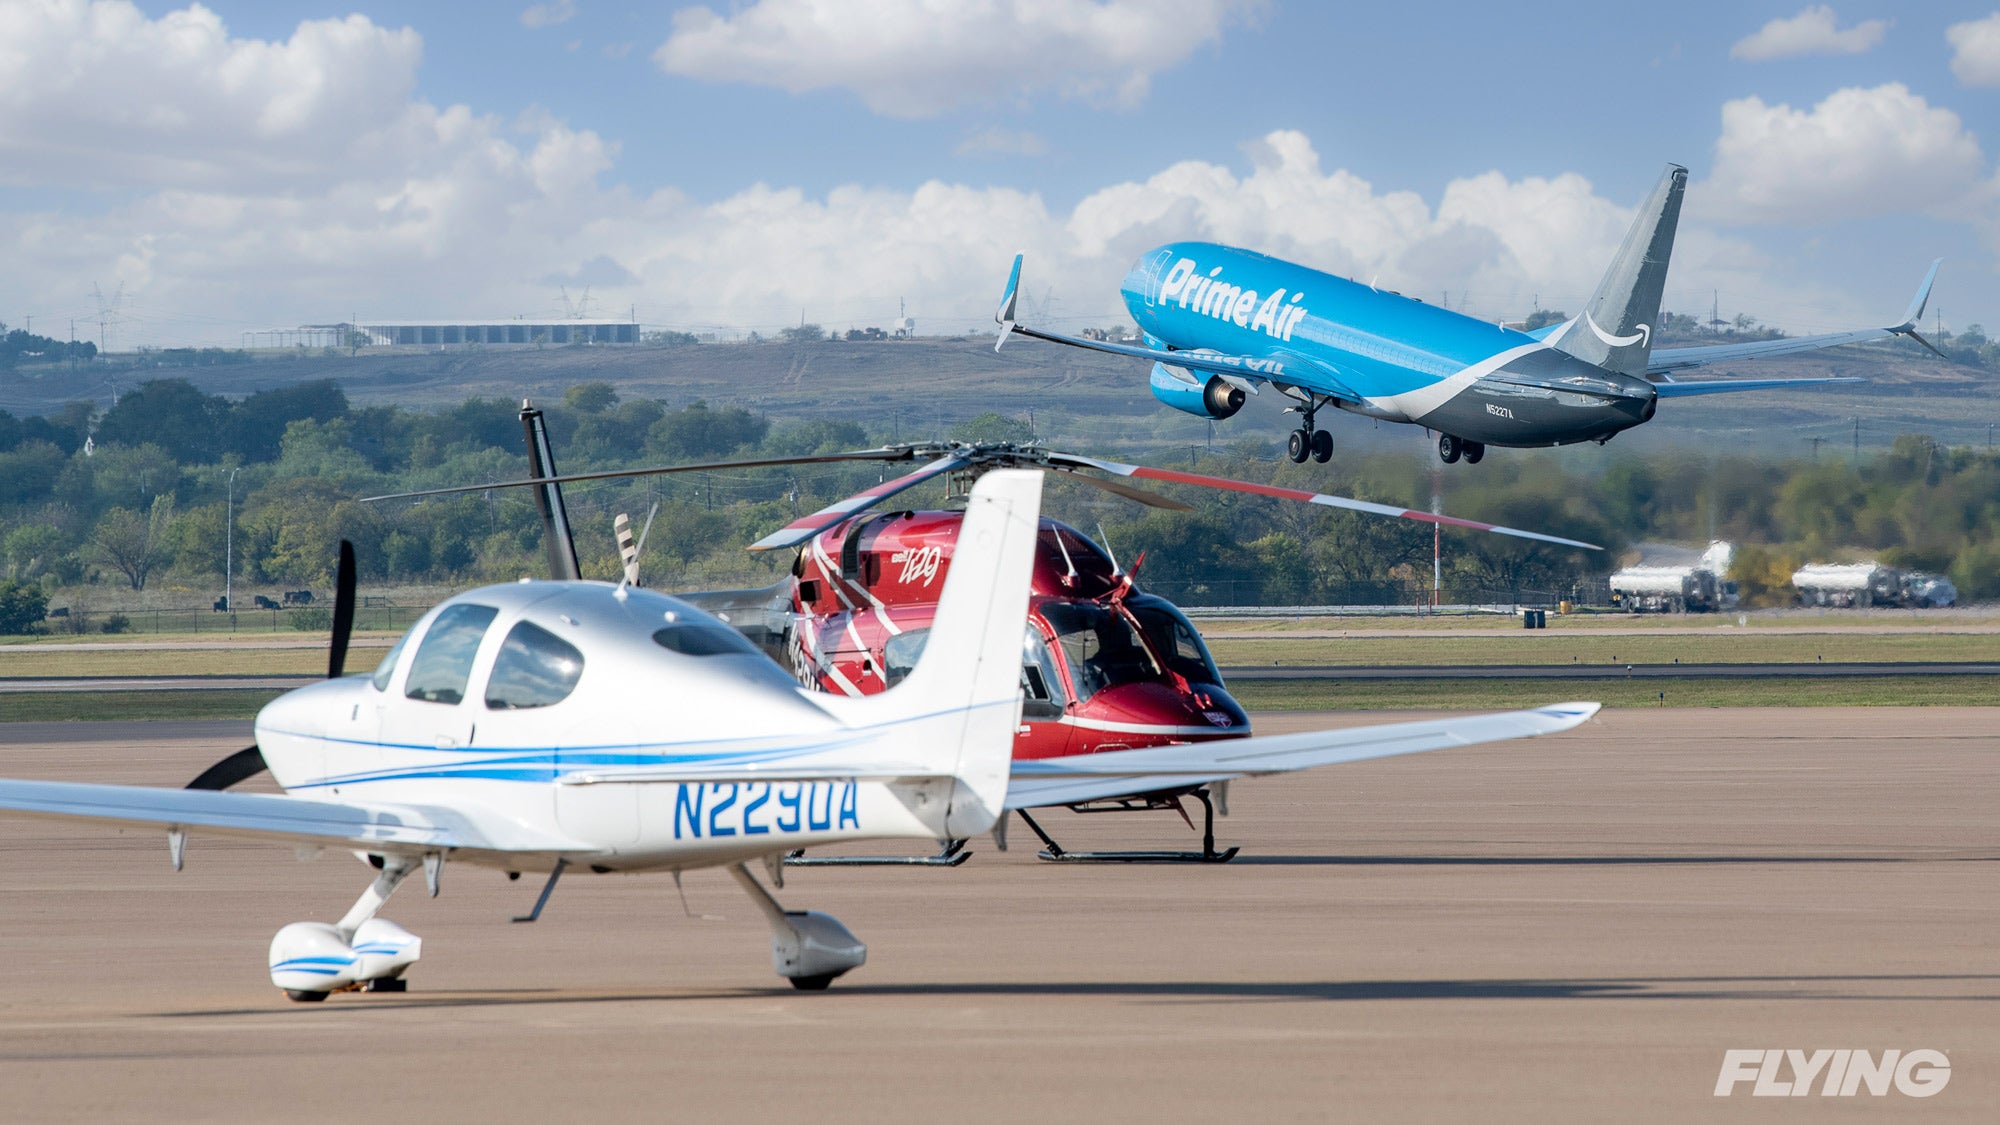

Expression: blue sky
xmin=4 ymin=1 xmax=1998 ymax=345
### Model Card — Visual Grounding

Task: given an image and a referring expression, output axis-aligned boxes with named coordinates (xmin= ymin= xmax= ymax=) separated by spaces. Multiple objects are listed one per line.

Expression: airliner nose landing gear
xmin=269 ymin=853 xmax=431 ymax=1002
xmin=1437 ymin=435 xmax=1484 ymax=465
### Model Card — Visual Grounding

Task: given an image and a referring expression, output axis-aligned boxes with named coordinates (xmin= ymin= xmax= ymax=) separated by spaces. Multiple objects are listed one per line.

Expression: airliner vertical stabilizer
xmin=1550 ymin=164 xmax=1686 ymax=377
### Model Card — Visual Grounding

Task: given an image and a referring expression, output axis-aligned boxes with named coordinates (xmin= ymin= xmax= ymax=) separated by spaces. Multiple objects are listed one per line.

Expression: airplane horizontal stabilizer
xmin=1649 ymin=259 xmax=1944 ymax=374
xmin=1650 ymin=377 xmax=1864 ymax=398
xmin=1003 ymin=703 xmax=1599 ymax=809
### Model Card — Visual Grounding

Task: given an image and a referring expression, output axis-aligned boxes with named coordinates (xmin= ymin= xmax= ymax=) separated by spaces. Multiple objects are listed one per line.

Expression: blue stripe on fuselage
xmin=1120 ymin=241 xmax=1545 ymax=401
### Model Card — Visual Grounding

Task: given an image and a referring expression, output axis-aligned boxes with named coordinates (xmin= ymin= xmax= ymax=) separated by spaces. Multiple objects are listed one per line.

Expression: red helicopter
xmin=369 ymin=406 xmax=1599 ymax=864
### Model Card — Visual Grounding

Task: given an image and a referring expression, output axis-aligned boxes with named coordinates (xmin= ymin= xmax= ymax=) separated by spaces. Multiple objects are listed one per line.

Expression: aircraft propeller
xmin=186 ymin=540 xmax=359 ymax=791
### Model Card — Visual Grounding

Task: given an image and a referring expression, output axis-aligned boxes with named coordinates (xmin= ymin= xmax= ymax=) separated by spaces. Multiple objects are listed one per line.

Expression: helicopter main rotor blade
xmin=1050 ymin=453 xmax=1601 ymax=551
xmin=359 ymin=447 xmax=922 ymax=504
xmin=749 ymin=454 xmax=973 ymax=552
xmin=1053 ymin=469 xmax=1193 ymax=511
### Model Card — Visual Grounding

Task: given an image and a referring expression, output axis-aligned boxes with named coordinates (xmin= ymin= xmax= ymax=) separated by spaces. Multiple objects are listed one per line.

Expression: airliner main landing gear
xmin=269 ymin=853 xmax=432 ymax=1001
xmin=1437 ymin=435 xmax=1485 ymax=465
xmin=1285 ymin=397 xmax=1335 ymax=464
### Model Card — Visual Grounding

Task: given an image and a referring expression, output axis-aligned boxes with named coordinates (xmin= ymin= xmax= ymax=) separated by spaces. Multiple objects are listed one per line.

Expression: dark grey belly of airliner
xmin=1419 ymin=349 xmax=1657 ymax=447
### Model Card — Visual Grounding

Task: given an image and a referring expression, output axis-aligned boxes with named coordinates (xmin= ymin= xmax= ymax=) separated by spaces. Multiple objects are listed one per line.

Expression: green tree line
xmin=0 ymin=379 xmax=1995 ymax=632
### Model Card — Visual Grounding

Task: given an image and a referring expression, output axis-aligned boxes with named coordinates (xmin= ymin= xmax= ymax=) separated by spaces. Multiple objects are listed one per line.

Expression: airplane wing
xmin=1003 ymin=702 xmax=1598 ymax=809
xmin=0 ymin=779 xmax=589 ymax=860
xmin=992 ymin=254 xmax=1360 ymax=402
xmin=1650 ymin=376 xmax=1861 ymax=399
xmin=1646 ymin=259 xmax=1943 ymax=377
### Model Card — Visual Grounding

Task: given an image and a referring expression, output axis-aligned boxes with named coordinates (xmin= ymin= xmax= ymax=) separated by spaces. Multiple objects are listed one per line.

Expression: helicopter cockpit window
xmin=1021 ymin=626 xmax=1068 ymax=719
xmin=652 ymin=619 xmax=764 ymax=658
xmin=883 ymin=628 xmax=929 ymax=687
xmin=485 ymin=620 xmax=585 ymax=710
xmin=404 ymin=603 xmax=499 ymax=705
xmin=370 ymin=632 xmax=409 ymax=692
xmin=1040 ymin=602 xmax=1158 ymax=704
xmin=1130 ymin=603 xmax=1222 ymax=684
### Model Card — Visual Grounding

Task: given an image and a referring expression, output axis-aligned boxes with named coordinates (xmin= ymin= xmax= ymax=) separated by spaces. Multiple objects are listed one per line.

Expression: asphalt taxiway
xmin=0 ymin=708 xmax=1994 ymax=1121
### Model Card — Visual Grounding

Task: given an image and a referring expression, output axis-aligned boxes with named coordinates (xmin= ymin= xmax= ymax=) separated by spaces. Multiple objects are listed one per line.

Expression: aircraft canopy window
xmin=1021 ymin=626 xmax=1068 ymax=719
xmin=1130 ymin=603 xmax=1222 ymax=684
xmin=404 ymin=604 xmax=498 ymax=705
xmin=485 ymin=620 xmax=585 ymax=710
xmin=371 ymin=632 xmax=409 ymax=692
xmin=1040 ymin=602 xmax=1158 ymax=704
xmin=883 ymin=628 xmax=929 ymax=687
xmin=653 ymin=620 xmax=764 ymax=658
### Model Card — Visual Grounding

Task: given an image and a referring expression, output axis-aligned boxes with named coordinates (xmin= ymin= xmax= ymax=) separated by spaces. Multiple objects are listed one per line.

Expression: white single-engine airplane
xmin=0 ymin=473 xmax=1596 ymax=1000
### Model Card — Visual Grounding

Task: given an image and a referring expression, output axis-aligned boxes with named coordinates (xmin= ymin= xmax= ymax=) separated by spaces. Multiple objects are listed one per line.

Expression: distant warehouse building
xmin=246 ymin=319 xmax=639 ymax=349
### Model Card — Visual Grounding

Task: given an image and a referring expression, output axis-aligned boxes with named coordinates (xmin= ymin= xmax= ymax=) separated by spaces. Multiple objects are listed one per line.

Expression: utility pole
xmin=1852 ymin=418 xmax=1861 ymax=462
xmin=1808 ymin=435 xmax=1824 ymax=462
xmin=225 ymin=466 xmax=240 ymax=619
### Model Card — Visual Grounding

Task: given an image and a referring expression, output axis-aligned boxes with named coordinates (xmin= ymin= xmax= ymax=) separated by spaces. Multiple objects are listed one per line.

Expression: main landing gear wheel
xmin=284 ymin=989 xmax=329 ymax=1003
xmin=789 ymin=973 xmax=838 ymax=991
xmin=1462 ymin=440 xmax=1486 ymax=464
xmin=1286 ymin=429 xmax=1310 ymax=463
xmin=1437 ymin=434 xmax=1462 ymax=464
xmin=1310 ymin=427 xmax=1334 ymax=463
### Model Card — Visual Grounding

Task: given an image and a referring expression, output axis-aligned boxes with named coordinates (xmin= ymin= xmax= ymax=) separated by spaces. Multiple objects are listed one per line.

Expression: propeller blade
xmin=1054 ymin=469 xmax=1193 ymax=511
xmin=749 ymin=454 xmax=973 ymax=552
xmin=359 ymin=447 xmax=924 ymax=503
xmin=185 ymin=746 xmax=268 ymax=791
xmin=329 ymin=540 xmax=357 ymax=679
xmin=1049 ymin=453 xmax=1602 ymax=550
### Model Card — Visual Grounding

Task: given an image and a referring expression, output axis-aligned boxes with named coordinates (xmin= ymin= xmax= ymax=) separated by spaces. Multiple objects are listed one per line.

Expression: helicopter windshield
xmin=1040 ymin=601 xmax=1160 ymax=703
xmin=1127 ymin=600 xmax=1223 ymax=685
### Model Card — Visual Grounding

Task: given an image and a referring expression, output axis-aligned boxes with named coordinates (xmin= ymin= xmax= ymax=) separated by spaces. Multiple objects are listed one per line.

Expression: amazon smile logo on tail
xmin=1584 ymin=311 xmax=1650 ymax=348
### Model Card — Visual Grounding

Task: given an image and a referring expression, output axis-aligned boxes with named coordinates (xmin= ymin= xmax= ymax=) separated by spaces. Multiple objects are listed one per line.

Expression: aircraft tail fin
xmin=811 ymin=470 xmax=1043 ymax=836
xmin=1550 ymin=164 xmax=1687 ymax=377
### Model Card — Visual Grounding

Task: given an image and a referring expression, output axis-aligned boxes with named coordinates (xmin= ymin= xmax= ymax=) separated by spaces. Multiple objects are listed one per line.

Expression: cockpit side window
xmin=883 ymin=628 xmax=929 ymax=688
xmin=653 ymin=619 xmax=764 ymax=658
xmin=370 ymin=632 xmax=409 ymax=692
xmin=1131 ymin=603 xmax=1222 ymax=684
xmin=404 ymin=603 xmax=498 ymax=705
xmin=1041 ymin=602 xmax=1158 ymax=704
xmin=1021 ymin=626 xmax=1068 ymax=719
xmin=485 ymin=620 xmax=585 ymax=709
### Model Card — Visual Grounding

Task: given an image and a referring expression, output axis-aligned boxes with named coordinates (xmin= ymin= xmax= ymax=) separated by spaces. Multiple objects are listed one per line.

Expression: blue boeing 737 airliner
xmin=995 ymin=165 xmax=1942 ymax=465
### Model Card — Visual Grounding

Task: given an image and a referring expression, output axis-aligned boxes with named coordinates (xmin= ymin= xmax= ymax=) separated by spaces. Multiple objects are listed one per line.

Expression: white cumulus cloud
xmin=1731 ymin=6 xmax=1887 ymax=61
xmin=0 ymin=0 xmax=425 ymax=190
xmin=0 ymin=5 xmax=1891 ymax=347
xmin=1702 ymin=84 xmax=1985 ymax=224
xmin=521 ymin=1 xmax=577 ymax=30
xmin=1947 ymin=13 xmax=2000 ymax=85
xmin=652 ymin=0 xmax=1265 ymax=117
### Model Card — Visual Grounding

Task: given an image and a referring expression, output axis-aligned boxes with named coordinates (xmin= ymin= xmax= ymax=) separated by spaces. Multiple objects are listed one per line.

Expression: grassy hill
xmin=3 ymin=333 xmax=1991 ymax=462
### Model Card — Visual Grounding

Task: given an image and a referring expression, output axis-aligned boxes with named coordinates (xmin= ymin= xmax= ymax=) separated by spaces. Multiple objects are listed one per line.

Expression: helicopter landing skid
xmin=783 ymin=839 xmax=972 ymax=868
xmin=1017 ymin=789 xmax=1240 ymax=864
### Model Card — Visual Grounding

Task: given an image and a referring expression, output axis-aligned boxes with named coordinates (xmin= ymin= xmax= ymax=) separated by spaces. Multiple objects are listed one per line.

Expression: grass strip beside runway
xmin=1229 ymin=675 xmax=2000 ymax=710
xmin=0 ymin=690 xmax=287 ymax=723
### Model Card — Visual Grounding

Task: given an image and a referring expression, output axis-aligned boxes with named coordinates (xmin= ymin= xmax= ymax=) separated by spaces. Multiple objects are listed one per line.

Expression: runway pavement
xmin=0 ymin=708 xmax=1994 ymax=1121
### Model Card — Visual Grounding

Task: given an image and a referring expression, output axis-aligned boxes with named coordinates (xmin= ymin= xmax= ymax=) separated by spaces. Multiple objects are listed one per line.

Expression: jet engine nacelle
xmin=1149 ymin=363 xmax=1245 ymax=419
